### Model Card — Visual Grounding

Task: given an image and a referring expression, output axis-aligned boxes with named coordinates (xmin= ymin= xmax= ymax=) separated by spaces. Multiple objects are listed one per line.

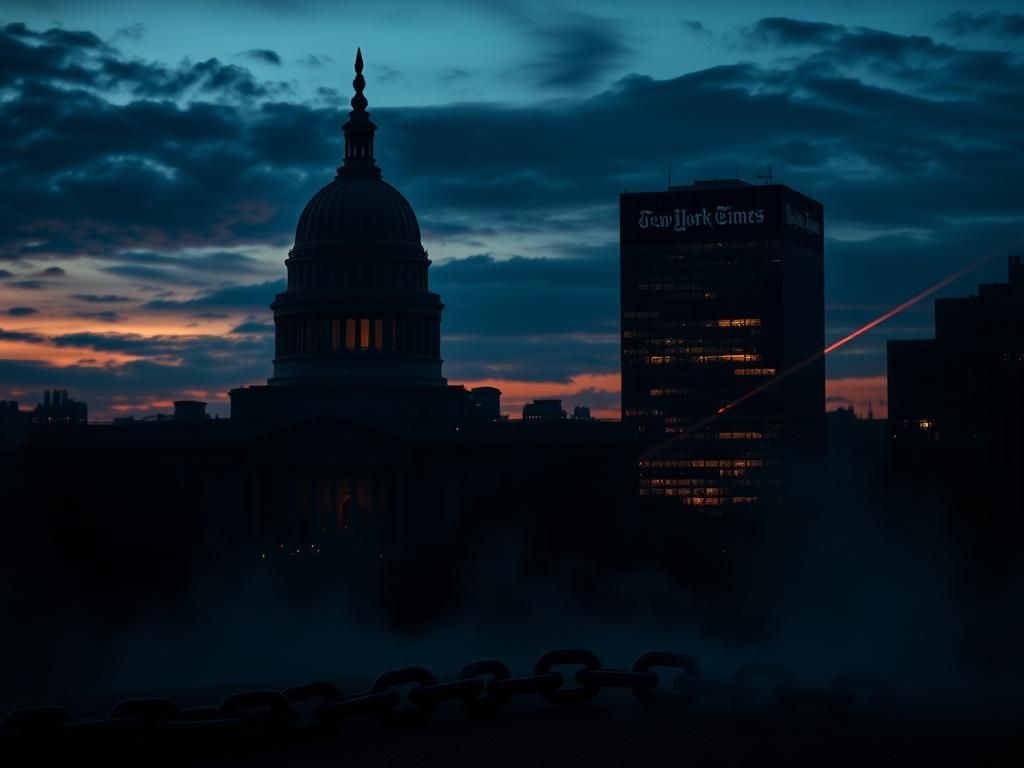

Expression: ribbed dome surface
xmin=295 ymin=174 xmax=421 ymax=246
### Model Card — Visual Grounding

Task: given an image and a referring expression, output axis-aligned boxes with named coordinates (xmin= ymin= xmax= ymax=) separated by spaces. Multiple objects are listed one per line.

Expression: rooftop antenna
xmin=756 ymin=162 xmax=774 ymax=185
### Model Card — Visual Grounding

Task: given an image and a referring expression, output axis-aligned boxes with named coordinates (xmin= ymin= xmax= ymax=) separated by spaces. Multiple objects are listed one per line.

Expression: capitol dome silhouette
xmin=290 ymin=48 xmax=423 ymax=256
xmin=294 ymin=174 xmax=422 ymax=249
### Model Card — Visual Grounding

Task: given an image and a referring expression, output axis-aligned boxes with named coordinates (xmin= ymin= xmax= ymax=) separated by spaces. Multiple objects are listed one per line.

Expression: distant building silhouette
xmin=620 ymin=179 xmax=825 ymax=511
xmin=469 ymin=386 xmax=502 ymax=421
xmin=888 ymin=256 xmax=1024 ymax=573
xmin=32 ymin=389 xmax=87 ymax=425
xmin=523 ymin=399 xmax=566 ymax=421
xmin=173 ymin=401 xmax=210 ymax=421
xmin=825 ymin=406 xmax=886 ymax=464
xmin=572 ymin=406 xmax=593 ymax=420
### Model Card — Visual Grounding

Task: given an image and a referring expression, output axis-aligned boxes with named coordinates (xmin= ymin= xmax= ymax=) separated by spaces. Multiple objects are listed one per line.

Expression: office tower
xmin=621 ymin=179 xmax=824 ymax=511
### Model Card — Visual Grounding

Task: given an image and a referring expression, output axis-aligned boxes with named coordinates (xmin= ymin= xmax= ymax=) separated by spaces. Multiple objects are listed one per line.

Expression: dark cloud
xmin=298 ymin=54 xmax=332 ymax=67
xmin=445 ymin=333 xmax=617 ymax=383
xmin=435 ymin=249 xmax=618 ymax=337
xmin=438 ymin=67 xmax=473 ymax=83
xmin=142 ymin=280 xmax=285 ymax=311
xmin=0 ymin=328 xmax=45 ymax=343
xmin=0 ymin=23 xmax=289 ymax=102
xmin=230 ymin=320 xmax=274 ymax=334
xmin=8 ymin=281 xmax=45 ymax=290
xmin=682 ymin=21 xmax=707 ymax=34
xmin=939 ymin=12 xmax=1024 ymax=38
xmin=522 ymin=14 xmax=631 ymax=88
xmin=103 ymin=249 xmax=267 ymax=274
xmin=72 ymin=294 xmax=134 ymax=303
xmin=374 ymin=64 xmax=402 ymax=82
xmin=435 ymin=250 xmax=616 ymax=289
xmin=102 ymin=265 xmax=184 ymax=282
xmin=0 ymin=270 xmax=12 ymax=279
xmin=37 ymin=266 xmax=66 ymax=277
xmin=5 ymin=307 xmax=37 ymax=316
xmin=4 ymin=21 xmax=108 ymax=51
xmin=238 ymin=48 xmax=282 ymax=66
xmin=7 ymin=17 xmax=1018 ymax=266
xmin=111 ymin=23 xmax=145 ymax=43
xmin=744 ymin=17 xmax=1021 ymax=99
xmin=420 ymin=219 xmax=494 ymax=239
xmin=746 ymin=17 xmax=843 ymax=47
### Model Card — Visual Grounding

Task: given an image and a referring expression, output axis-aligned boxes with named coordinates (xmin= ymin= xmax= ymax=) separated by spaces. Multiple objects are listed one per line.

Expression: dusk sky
xmin=1 ymin=0 xmax=1022 ymax=419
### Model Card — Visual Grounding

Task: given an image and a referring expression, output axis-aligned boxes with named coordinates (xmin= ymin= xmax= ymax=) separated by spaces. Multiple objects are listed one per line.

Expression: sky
xmin=0 ymin=1 xmax=1022 ymax=420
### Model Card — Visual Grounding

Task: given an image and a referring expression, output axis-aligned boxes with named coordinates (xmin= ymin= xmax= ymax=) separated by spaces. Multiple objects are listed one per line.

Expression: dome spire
xmin=339 ymin=47 xmax=379 ymax=177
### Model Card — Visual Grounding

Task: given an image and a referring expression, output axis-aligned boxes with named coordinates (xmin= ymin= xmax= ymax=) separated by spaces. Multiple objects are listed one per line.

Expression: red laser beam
xmin=640 ymin=249 xmax=1003 ymax=460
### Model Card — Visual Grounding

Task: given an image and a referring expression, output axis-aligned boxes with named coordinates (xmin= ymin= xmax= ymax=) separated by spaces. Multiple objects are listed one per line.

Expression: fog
xmin=2 ymin=446 xmax=1022 ymax=717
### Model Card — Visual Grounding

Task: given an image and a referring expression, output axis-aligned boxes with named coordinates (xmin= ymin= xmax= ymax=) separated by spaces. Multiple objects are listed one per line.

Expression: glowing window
xmin=345 ymin=319 xmax=356 ymax=350
xmin=360 ymin=319 xmax=370 ymax=350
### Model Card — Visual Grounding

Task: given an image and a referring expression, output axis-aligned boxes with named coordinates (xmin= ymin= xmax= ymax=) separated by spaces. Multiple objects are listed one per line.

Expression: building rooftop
xmin=669 ymin=178 xmax=753 ymax=191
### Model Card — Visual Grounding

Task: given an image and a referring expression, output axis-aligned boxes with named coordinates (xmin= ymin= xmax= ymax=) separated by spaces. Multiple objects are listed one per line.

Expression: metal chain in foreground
xmin=0 ymin=649 xmax=894 ymax=751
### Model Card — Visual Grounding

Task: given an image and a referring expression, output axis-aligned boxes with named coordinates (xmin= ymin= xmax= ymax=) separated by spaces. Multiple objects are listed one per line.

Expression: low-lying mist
xmin=2 ymin=448 xmax=1022 ymax=715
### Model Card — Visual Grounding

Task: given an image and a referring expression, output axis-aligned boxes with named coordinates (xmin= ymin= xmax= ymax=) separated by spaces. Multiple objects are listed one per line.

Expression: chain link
xmin=218 ymin=690 xmax=293 ymax=729
xmin=457 ymin=658 xmax=513 ymax=715
xmin=0 ymin=649 xmax=897 ymax=752
xmin=633 ymin=651 xmax=701 ymax=705
xmin=534 ymin=649 xmax=602 ymax=705
xmin=371 ymin=666 xmax=438 ymax=725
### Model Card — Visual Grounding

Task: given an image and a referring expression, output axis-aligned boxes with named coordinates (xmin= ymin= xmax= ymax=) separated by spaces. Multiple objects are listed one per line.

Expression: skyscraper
xmin=620 ymin=179 xmax=824 ymax=511
xmin=888 ymin=256 xmax=1024 ymax=553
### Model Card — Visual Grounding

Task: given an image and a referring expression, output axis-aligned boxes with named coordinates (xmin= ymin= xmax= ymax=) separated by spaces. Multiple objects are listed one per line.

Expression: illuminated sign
xmin=785 ymin=204 xmax=821 ymax=235
xmin=637 ymin=206 xmax=767 ymax=232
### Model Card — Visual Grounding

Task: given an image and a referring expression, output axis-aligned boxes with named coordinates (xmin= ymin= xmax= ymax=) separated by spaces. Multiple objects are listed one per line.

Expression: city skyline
xmin=1 ymin=4 xmax=1023 ymax=419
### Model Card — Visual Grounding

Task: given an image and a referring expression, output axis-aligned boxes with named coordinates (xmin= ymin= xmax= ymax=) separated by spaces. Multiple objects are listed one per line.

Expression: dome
xmin=290 ymin=47 xmax=423 ymax=254
xmin=294 ymin=174 xmax=421 ymax=246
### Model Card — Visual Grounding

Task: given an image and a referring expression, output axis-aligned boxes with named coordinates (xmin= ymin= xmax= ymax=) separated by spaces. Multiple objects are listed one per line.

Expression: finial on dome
xmin=351 ymin=47 xmax=368 ymax=112
xmin=339 ymin=47 xmax=379 ymax=177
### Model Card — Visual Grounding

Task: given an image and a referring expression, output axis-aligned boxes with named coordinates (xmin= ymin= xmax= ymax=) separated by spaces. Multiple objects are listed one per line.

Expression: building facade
xmin=888 ymin=256 xmax=1024 ymax=574
xmin=620 ymin=179 xmax=824 ymax=512
xmin=230 ymin=48 xmax=467 ymax=429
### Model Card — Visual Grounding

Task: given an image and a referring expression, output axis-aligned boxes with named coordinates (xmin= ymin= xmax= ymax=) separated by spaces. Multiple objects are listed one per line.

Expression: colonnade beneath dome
xmin=274 ymin=313 xmax=440 ymax=358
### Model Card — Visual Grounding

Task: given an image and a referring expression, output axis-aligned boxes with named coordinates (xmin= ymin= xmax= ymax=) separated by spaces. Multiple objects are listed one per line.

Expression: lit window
xmin=707 ymin=318 xmax=762 ymax=327
xmin=345 ymin=319 xmax=356 ymax=350
xmin=360 ymin=319 xmax=370 ymax=350
xmin=374 ymin=319 xmax=384 ymax=351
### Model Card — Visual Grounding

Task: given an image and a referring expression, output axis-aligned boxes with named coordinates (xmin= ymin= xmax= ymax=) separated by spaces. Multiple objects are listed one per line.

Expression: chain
xmin=0 ymin=649 xmax=893 ymax=752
